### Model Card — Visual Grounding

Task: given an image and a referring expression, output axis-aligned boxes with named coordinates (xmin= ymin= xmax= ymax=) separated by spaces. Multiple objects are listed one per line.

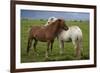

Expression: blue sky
xmin=21 ymin=10 xmax=89 ymax=20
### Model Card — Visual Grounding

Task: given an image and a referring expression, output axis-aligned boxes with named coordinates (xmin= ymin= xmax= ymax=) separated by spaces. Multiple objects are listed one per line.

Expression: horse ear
xmin=57 ymin=19 xmax=62 ymax=22
xmin=57 ymin=19 xmax=69 ymax=30
xmin=57 ymin=19 xmax=64 ymax=26
xmin=56 ymin=19 xmax=61 ymax=25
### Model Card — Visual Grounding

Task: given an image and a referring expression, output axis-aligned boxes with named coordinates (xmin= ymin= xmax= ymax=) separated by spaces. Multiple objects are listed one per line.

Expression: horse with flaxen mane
xmin=26 ymin=19 xmax=68 ymax=58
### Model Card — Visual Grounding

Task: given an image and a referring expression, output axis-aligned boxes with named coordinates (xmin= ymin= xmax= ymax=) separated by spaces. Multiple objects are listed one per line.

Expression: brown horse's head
xmin=57 ymin=19 xmax=69 ymax=31
xmin=46 ymin=18 xmax=68 ymax=36
xmin=47 ymin=18 xmax=68 ymax=31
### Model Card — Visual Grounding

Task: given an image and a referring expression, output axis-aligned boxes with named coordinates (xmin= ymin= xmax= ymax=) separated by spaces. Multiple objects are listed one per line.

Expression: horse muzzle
xmin=63 ymin=26 xmax=69 ymax=30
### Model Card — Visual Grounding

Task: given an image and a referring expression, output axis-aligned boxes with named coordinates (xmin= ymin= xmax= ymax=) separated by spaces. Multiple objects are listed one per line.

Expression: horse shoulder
xmin=58 ymin=29 xmax=70 ymax=41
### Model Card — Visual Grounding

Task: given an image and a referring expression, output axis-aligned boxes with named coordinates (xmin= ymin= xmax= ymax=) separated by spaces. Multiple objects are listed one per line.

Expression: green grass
xmin=21 ymin=19 xmax=89 ymax=63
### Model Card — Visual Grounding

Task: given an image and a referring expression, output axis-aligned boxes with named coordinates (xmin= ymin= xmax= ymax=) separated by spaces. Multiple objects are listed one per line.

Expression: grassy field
xmin=21 ymin=19 xmax=89 ymax=63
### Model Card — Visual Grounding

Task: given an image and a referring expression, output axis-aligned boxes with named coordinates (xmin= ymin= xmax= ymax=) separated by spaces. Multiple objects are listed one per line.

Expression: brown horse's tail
xmin=26 ymin=37 xmax=32 ymax=54
xmin=26 ymin=26 xmax=33 ymax=54
xmin=26 ymin=38 xmax=30 ymax=54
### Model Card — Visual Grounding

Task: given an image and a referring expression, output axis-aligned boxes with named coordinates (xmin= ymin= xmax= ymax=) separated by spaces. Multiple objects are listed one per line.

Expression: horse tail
xmin=26 ymin=37 xmax=33 ymax=54
xmin=76 ymin=30 xmax=83 ymax=58
xmin=26 ymin=37 xmax=30 ymax=53
xmin=75 ymin=26 xmax=83 ymax=50
xmin=78 ymin=28 xmax=83 ymax=50
xmin=26 ymin=28 xmax=33 ymax=54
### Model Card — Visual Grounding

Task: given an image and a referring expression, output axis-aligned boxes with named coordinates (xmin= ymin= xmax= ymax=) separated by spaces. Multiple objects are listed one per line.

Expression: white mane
xmin=44 ymin=17 xmax=57 ymax=26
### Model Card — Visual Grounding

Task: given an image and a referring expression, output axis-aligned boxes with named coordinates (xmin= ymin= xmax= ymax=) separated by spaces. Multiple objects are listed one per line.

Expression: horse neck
xmin=47 ymin=23 xmax=60 ymax=35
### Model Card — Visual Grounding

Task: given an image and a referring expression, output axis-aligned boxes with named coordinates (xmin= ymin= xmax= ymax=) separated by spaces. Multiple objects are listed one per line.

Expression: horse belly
xmin=35 ymin=31 xmax=47 ymax=42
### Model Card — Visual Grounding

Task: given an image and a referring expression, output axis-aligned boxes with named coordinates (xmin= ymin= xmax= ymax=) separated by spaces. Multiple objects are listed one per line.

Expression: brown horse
xmin=26 ymin=19 xmax=68 ymax=58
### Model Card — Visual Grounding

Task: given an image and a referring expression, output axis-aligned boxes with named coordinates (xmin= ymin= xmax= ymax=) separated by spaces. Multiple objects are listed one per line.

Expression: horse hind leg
xmin=72 ymin=39 xmax=81 ymax=59
xmin=50 ymin=40 xmax=54 ymax=54
xmin=76 ymin=42 xmax=81 ymax=59
xmin=27 ymin=38 xmax=33 ymax=54
xmin=72 ymin=40 xmax=77 ymax=55
xmin=72 ymin=40 xmax=77 ymax=50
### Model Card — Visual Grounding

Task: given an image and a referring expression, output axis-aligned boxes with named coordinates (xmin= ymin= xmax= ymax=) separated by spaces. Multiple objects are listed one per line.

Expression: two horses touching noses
xmin=26 ymin=18 xmax=68 ymax=58
xmin=45 ymin=17 xmax=83 ymax=59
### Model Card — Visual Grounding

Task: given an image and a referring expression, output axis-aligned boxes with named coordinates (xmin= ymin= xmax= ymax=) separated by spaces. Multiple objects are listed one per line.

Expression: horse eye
xmin=48 ymin=22 xmax=50 ymax=24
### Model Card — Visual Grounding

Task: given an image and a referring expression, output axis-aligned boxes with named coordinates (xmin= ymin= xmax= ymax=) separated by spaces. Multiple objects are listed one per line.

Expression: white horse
xmin=58 ymin=26 xmax=83 ymax=58
xmin=45 ymin=17 xmax=83 ymax=58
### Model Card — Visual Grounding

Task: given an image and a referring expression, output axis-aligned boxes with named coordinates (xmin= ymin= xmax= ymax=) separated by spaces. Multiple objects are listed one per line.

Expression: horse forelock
xmin=44 ymin=17 xmax=57 ymax=26
xmin=46 ymin=19 xmax=58 ymax=27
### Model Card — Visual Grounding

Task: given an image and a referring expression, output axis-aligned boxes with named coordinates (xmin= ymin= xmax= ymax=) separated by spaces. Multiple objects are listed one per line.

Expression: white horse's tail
xmin=78 ymin=27 xmax=83 ymax=50
xmin=75 ymin=30 xmax=83 ymax=58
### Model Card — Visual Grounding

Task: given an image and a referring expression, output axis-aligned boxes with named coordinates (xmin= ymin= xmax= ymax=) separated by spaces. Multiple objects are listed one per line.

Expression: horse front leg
xmin=50 ymin=40 xmax=54 ymax=53
xmin=59 ymin=40 xmax=64 ymax=55
xmin=45 ymin=41 xmax=50 ymax=58
xmin=33 ymin=39 xmax=38 ymax=55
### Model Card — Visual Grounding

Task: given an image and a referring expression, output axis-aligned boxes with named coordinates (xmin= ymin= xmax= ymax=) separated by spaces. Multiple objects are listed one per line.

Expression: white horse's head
xmin=44 ymin=17 xmax=58 ymax=26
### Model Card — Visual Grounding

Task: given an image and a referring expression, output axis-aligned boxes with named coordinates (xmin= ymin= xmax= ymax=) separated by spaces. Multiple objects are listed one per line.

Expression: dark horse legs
xmin=27 ymin=38 xmax=33 ymax=54
xmin=45 ymin=40 xmax=54 ymax=58
xmin=27 ymin=37 xmax=38 ymax=54
xmin=27 ymin=38 xmax=54 ymax=58
xmin=45 ymin=41 xmax=50 ymax=58
xmin=33 ymin=39 xmax=38 ymax=54
xmin=50 ymin=40 xmax=54 ymax=53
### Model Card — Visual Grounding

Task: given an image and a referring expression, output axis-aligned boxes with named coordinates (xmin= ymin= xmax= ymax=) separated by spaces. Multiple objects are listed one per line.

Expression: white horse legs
xmin=76 ymin=42 xmax=81 ymax=58
xmin=59 ymin=40 xmax=64 ymax=54
xmin=59 ymin=38 xmax=82 ymax=59
xmin=45 ymin=42 xmax=50 ymax=58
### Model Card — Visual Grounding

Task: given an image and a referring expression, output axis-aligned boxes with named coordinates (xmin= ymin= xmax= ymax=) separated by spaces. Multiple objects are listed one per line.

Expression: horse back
xmin=29 ymin=26 xmax=51 ymax=41
xmin=29 ymin=26 xmax=41 ymax=38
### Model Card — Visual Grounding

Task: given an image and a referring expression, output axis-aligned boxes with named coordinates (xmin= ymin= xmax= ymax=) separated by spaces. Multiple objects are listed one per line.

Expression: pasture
xmin=21 ymin=19 xmax=89 ymax=63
